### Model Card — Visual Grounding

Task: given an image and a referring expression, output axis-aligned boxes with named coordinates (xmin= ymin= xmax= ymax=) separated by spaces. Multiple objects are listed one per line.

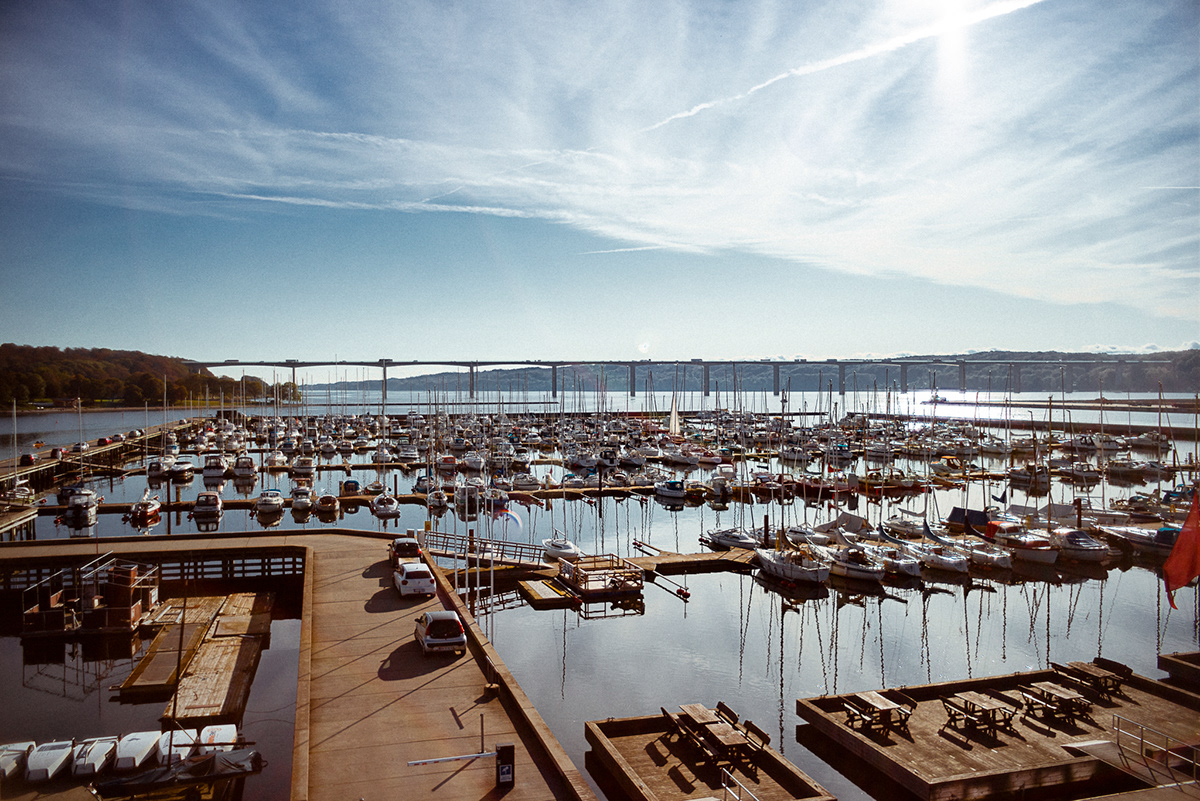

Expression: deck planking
xmin=797 ymin=666 xmax=1200 ymax=801
xmin=117 ymin=595 xmax=225 ymax=696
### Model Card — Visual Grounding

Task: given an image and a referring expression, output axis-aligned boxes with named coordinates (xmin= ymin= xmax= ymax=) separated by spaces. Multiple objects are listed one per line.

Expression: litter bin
xmin=495 ymin=742 xmax=515 ymax=787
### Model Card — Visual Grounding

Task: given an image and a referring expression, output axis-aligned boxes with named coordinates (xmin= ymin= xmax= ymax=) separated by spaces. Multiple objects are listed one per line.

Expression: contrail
xmin=581 ymin=245 xmax=666 ymax=255
xmin=642 ymin=0 xmax=1048 ymax=132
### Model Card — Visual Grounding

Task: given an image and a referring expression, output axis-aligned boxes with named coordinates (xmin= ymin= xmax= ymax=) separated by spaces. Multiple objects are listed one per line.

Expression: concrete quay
xmin=0 ymin=530 xmax=596 ymax=801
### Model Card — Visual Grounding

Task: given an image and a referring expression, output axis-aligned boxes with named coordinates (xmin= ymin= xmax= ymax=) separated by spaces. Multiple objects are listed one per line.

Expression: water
xmin=0 ymin=608 xmax=299 ymax=800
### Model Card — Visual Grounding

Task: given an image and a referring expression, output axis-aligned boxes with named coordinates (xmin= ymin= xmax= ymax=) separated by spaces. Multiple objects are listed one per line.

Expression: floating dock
xmin=585 ymin=707 xmax=835 ymax=801
xmin=795 ymin=660 xmax=1200 ymax=801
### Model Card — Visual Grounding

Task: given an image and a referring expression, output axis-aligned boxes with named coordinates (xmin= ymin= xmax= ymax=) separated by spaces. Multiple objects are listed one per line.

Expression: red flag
xmin=1163 ymin=492 xmax=1200 ymax=610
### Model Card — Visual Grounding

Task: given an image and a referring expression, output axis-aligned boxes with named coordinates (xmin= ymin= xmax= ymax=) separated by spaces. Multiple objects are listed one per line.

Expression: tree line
xmin=0 ymin=344 xmax=299 ymax=407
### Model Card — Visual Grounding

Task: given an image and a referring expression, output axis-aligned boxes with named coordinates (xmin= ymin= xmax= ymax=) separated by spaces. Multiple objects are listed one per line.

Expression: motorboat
xmin=542 ymin=532 xmax=582 ymax=562
xmin=706 ymin=527 xmax=759 ymax=550
xmin=129 ymin=490 xmax=161 ymax=522
xmin=114 ymin=731 xmax=160 ymax=771
xmin=64 ymin=488 xmax=99 ymax=527
xmin=412 ymin=474 xmax=434 ymax=494
xmin=512 ymin=472 xmax=541 ymax=491
xmin=192 ymin=491 xmax=223 ymax=521
xmin=370 ymin=492 xmax=401 ymax=519
xmin=983 ymin=521 xmax=1058 ymax=564
xmin=168 ymin=458 xmax=195 ymax=481
xmin=1049 ymin=527 xmax=1110 ymax=562
xmin=0 ymin=742 xmax=34 ymax=780
xmin=1098 ymin=524 xmax=1178 ymax=557
xmin=157 ymin=729 xmax=198 ymax=765
xmin=654 ymin=479 xmax=687 ymax=499
xmin=265 ymin=449 xmax=288 ymax=469
xmin=25 ymin=739 xmax=75 ymax=781
xmin=232 ymin=454 xmax=257 ymax=479
xmin=315 ymin=493 xmax=340 ymax=515
xmin=202 ymin=453 xmax=230 ymax=479
xmin=290 ymin=456 xmax=316 ymax=478
xmin=290 ymin=486 xmax=314 ymax=511
xmin=254 ymin=489 xmax=285 ymax=514
xmin=90 ymin=748 xmax=264 ymax=798
xmin=755 ymin=547 xmax=831 ymax=584
xmin=146 ymin=459 xmax=169 ymax=480
xmin=814 ymin=545 xmax=886 ymax=583
xmin=72 ymin=735 xmax=118 ymax=777
xmin=427 ymin=489 xmax=449 ymax=509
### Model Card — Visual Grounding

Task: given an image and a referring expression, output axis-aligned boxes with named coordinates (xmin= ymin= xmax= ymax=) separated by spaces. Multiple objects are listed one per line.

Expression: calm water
xmin=2 ymin=396 xmax=1197 ymax=800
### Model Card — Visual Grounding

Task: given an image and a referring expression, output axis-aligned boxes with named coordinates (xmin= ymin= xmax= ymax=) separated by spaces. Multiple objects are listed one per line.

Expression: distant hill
xmin=321 ymin=350 xmax=1200 ymax=395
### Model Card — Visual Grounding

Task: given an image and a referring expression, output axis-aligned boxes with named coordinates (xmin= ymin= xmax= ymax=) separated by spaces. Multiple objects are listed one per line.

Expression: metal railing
xmin=1113 ymin=713 xmax=1200 ymax=788
xmin=720 ymin=768 xmax=762 ymax=801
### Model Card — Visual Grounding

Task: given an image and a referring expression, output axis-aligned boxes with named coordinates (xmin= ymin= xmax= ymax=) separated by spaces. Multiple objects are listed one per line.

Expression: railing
xmin=422 ymin=530 xmax=546 ymax=567
xmin=720 ymin=768 xmax=762 ymax=801
xmin=1113 ymin=713 xmax=1200 ymax=787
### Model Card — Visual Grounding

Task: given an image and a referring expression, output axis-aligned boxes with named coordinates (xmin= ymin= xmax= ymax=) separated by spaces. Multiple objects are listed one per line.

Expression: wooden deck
xmin=585 ymin=712 xmax=835 ymax=801
xmin=796 ymin=664 xmax=1200 ymax=801
xmin=117 ymin=595 xmax=225 ymax=697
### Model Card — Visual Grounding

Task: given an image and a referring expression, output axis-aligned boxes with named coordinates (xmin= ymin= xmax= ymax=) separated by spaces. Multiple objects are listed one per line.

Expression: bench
xmin=842 ymin=697 xmax=878 ymax=731
xmin=740 ymin=720 xmax=770 ymax=750
xmin=661 ymin=707 xmax=683 ymax=742
xmin=1019 ymin=690 xmax=1058 ymax=722
xmin=941 ymin=696 xmax=985 ymax=732
xmin=716 ymin=701 xmax=739 ymax=726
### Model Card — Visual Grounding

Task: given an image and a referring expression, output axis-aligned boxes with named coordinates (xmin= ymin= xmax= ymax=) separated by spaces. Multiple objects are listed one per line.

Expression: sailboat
xmin=4 ymin=400 xmax=35 ymax=506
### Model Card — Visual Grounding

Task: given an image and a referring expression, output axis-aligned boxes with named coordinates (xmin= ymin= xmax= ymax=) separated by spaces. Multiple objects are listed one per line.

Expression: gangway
xmin=419 ymin=529 xmax=547 ymax=569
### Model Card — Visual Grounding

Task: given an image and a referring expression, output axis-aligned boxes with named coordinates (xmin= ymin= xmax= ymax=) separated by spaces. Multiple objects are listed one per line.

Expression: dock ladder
xmin=1112 ymin=713 xmax=1200 ymax=793
xmin=719 ymin=768 xmax=762 ymax=801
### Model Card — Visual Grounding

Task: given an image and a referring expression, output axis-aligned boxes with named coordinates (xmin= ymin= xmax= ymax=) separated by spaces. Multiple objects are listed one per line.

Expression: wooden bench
xmin=842 ymin=696 xmax=878 ymax=731
xmin=716 ymin=701 xmax=739 ymax=726
xmin=740 ymin=719 xmax=770 ymax=750
xmin=660 ymin=707 xmax=683 ymax=742
xmin=1019 ymin=689 xmax=1058 ymax=722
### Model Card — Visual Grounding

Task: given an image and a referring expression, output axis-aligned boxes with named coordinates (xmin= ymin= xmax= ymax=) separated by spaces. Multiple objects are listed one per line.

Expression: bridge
xmin=184 ymin=357 xmax=1168 ymax=400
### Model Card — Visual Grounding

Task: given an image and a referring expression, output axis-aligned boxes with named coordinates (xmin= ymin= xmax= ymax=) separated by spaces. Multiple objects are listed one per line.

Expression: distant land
xmin=2 ymin=344 xmax=1197 ymax=407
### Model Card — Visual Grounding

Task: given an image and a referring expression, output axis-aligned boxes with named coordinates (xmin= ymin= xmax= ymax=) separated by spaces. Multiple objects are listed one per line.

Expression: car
xmin=389 ymin=536 xmax=422 ymax=568
xmin=111 ymin=433 xmax=125 ymax=442
xmin=393 ymin=563 xmax=436 ymax=596
xmin=413 ymin=610 xmax=466 ymax=657
xmin=49 ymin=448 xmax=63 ymax=460
xmin=71 ymin=442 xmax=89 ymax=453
xmin=19 ymin=453 xmax=36 ymax=466
xmin=127 ymin=429 xmax=144 ymax=438
xmin=95 ymin=436 xmax=112 ymax=446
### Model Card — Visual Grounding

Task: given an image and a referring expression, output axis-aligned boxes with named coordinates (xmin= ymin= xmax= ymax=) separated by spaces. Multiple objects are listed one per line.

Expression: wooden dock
xmin=117 ymin=595 xmax=226 ymax=698
xmin=795 ymin=661 xmax=1200 ymax=800
xmin=585 ymin=709 xmax=835 ymax=801
xmin=163 ymin=592 xmax=274 ymax=726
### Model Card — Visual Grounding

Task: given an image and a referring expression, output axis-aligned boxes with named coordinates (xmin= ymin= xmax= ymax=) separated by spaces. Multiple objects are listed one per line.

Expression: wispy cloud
xmin=0 ymin=0 xmax=1195 ymax=327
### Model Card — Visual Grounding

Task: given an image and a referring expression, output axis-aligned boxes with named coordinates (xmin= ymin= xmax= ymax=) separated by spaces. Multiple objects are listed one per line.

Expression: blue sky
xmin=1 ymin=0 xmax=1197 ymax=376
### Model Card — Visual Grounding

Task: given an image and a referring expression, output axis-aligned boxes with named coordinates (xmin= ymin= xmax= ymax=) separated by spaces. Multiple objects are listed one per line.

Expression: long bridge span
xmin=184 ymin=356 xmax=1168 ymax=399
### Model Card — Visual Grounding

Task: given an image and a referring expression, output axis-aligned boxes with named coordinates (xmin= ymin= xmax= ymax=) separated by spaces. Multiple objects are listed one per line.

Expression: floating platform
xmin=585 ymin=708 xmax=835 ymax=801
xmin=518 ymin=579 xmax=579 ymax=609
xmin=117 ymin=595 xmax=225 ymax=698
xmin=795 ymin=660 xmax=1200 ymax=801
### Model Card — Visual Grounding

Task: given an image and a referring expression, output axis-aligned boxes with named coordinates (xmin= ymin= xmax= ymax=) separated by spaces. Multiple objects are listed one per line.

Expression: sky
xmin=1 ymin=0 xmax=1197 ymax=377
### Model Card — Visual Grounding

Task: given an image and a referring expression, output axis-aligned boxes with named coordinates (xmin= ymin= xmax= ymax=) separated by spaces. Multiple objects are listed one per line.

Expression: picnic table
xmin=846 ymin=691 xmax=911 ymax=733
xmin=954 ymin=690 xmax=1016 ymax=732
xmin=1067 ymin=661 xmax=1125 ymax=696
xmin=1030 ymin=681 xmax=1093 ymax=720
xmin=679 ymin=704 xmax=749 ymax=760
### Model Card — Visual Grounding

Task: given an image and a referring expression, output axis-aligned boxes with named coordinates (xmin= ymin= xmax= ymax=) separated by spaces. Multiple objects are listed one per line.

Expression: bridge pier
xmin=900 ymin=364 xmax=908 ymax=394
xmin=469 ymin=365 xmax=475 ymax=399
xmin=379 ymin=359 xmax=390 ymax=410
xmin=838 ymin=363 xmax=847 ymax=396
xmin=773 ymin=364 xmax=780 ymax=396
xmin=629 ymin=363 xmax=636 ymax=397
xmin=1012 ymin=364 xmax=1022 ymax=393
xmin=703 ymin=364 xmax=710 ymax=397
xmin=959 ymin=360 xmax=967 ymax=392
xmin=551 ymin=365 xmax=557 ymax=399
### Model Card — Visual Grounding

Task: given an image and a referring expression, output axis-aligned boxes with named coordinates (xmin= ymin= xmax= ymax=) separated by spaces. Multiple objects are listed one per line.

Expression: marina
xmin=0 ymin=392 xmax=1197 ymax=801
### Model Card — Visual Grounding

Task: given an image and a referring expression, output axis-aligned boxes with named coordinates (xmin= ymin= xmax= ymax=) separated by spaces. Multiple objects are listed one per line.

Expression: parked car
xmin=19 ymin=453 xmax=36 ymax=466
xmin=388 ymin=536 xmax=422 ymax=568
xmin=413 ymin=611 xmax=466 ymax=657
xmin=71 ymin=442 xmax=89 ymax=453
xmin=393 ymin=563 xmax=436 ymax=597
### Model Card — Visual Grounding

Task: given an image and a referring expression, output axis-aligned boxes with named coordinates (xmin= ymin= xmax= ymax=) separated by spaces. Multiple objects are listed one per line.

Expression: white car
xmin=393 ymin=563 xmax=436 ymax=597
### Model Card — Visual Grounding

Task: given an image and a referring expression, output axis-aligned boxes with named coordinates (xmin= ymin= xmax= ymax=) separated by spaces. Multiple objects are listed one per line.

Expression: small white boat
xmin=168 ymin=458 xmax=195 ymax=480
xmin=114 ymin=730 xmax=160 ymax=771
xmin=755 ymin=547 xmax=831 ymax=584
xmin=72 ymin=735 xmax=118 ymax=777
xmin=427 ymin=489 xmax=449 ymax=509
xmin=64 ymin=488 xmax=99 ymax=527
xmin=255 ymin=489 xmax=285 ymax=514
xmin=512 ymin=472 xmax=541 ymax=491
xmin=157 ymin=729 xmax=198 ymax=765
xmin=0 ymin=741 xmax=35 ymax=780
xmin=815 ymin=545 xmax=886 ymax=583
xmin=370 ymin=492 xmax=401 ymax=519
xmin=1099 ymin=524 xmax=1178 ymax=557
xmin=1050 ymin=527 xmax=1110 ymax=562
xmin=291 ymin=486 xmax=314 ymax=511
xmin=542 ymin=532 xmax=582 ymax=562
xmin=984 ymin=521 xmax=1058 ymax=564
xmin=707 ymin=527 xmax=759 ymax=550
xmin=654 ymin=479 xmax=687 ymax=499
xmin=130 ymin=490 xmax=161 ymax=521
xmin=198 ymin=724 xmax=239 ymax=754
xmin=25 ymin=739 xmax=75 ymax=781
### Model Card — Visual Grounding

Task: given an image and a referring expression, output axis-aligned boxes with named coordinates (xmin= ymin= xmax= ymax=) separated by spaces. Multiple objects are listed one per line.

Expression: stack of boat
xmin=1 ymin=724 xmax=260 ymax=792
